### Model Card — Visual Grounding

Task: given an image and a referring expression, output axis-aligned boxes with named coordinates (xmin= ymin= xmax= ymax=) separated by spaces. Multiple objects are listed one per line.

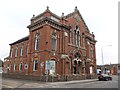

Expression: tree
xmin=0 ymin=59 xmax=3 ymax=67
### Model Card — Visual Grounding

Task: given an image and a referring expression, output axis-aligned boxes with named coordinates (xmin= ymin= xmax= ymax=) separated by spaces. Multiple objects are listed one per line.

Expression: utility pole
xmin=101 ymin=45 xmax=112 ymax=74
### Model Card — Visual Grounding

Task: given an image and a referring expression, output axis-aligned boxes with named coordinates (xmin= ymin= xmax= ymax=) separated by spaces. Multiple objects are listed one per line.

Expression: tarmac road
xmin=1 ymin=75 xmax=119 ymax=88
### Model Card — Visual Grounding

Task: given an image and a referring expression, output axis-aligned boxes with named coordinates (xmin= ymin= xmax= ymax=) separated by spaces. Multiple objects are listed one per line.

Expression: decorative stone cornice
xmin=27 ymin=17 xmax=70 ymax=32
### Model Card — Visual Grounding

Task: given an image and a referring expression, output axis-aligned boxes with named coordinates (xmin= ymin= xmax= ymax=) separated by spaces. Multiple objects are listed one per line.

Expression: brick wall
xmin=4 ymin=7 xmax=97 ymax=80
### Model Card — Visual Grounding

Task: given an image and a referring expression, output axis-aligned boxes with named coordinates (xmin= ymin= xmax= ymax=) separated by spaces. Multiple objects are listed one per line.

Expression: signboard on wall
xmin=45 ymin=60 xmax=55 ymax=75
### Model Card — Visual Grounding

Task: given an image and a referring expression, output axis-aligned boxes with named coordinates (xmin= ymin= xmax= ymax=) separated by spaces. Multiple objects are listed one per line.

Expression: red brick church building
xmin=4 ymin=7 xmax=97 ymax=81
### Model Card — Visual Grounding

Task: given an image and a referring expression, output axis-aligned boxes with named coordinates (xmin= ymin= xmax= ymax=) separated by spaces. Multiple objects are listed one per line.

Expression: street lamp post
xmin=101 ymin=45 xmax=112 ymax=74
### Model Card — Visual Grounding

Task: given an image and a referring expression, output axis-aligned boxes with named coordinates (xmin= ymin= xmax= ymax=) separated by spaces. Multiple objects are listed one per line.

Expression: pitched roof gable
xmin=31 ymin=6 xmax=61 ymax=22
xmin=65 ymin=7 xmax=90 ymax=32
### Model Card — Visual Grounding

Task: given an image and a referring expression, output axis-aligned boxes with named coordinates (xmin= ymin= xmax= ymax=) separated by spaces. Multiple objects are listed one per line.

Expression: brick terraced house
xmin=3 ymin=7 xmax=97 ymax=81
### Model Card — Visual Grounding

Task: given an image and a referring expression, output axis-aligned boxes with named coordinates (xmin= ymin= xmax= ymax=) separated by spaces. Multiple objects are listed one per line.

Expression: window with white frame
xmin=15 ymin=45 xmax=18 ymax=57
xmin=74 ymin=30 xmax=77 ymax=45
xmin=14 ymin=64 xmax=16 ymax=71
xmin=19 ymin=63 xmax=22 ymax=71
xmin=74 ymin=25 xmax=80 ymax=46
xmin=35 ymin=34 xmax=40 ymax=50
xmin=10 ymin=48 xmax=13 ymax=58
xmin=20 ymin=47 xmax=23 ymax=56
xmin=52 ymin=32 xmax=57 ymax=50
xmin=33 ymin=60 xmax=38 ymax=71
xmin=90 ymin=66 xmax=93 ymax=74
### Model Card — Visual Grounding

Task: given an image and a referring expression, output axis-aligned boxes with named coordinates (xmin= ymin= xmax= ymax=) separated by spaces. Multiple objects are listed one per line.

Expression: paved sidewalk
xmin=2 ymin=77 xmax=98 ymax=88
xmin=2 ymin=77 xmax=98 ymax=84
xmin=48 ymin=79 xmax=98 ymax=85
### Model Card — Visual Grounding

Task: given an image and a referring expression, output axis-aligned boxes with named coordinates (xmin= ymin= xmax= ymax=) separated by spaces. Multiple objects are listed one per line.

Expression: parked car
xmin=98 ymin=74 xmax=112 ymax=81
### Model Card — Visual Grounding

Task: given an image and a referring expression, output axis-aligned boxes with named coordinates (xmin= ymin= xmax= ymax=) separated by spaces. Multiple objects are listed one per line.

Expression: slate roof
xmin=9 ymin=35 xmax=29 ymax=45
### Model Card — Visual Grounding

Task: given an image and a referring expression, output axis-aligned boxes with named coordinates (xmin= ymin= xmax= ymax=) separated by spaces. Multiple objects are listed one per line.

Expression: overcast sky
xmin=0 ymin=0 xmax=118 ymax=65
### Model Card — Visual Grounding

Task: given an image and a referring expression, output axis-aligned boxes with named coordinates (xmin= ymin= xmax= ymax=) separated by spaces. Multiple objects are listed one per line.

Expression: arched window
xmin=68 ymin=30 xmax=71 ymax=43
xmin=33 ymin=60 xmax=38 ymax=71
xmin=74 ymin=60 xmax=77 ymax=65
xmin=74 ymin=26 xmax=80 ymax=46
xmin=14 ymin=64 xmax=16 ymax=71
xmin=19 ymin=63 xmax=22 ymax=71
xmin=82 ymin=33 xmax=85 ymax=48
xmin=74 ymin=30 xmax=77 ymax=45
xmin=75 ymin=52 xmax=81 ymax=59
xmin=73 ymin=52 xmax=81 ymax=74
xmin=20 ymin=47 xmax=23 ymax=56
xmin=90 ymin=46 xmax=94 ymax=59
xmin=35 ymin=34 xmax=40 ymax=50
xmin=15 ymin=45 xmax=18 ymax=57
xmin=10 ymin=48 xmax=13 ymax=58
xmin=74 ymin=60 xmax=77 ymax=74
xmin=90 ymin=66 xmax=93 ymax=74
xmin=77 ymin=31 xmax=80 ymax=46
xmin=52 ymin=32 xmax=57 ymax=50
xmin=78 ymin=61 xmax=81 ymax=74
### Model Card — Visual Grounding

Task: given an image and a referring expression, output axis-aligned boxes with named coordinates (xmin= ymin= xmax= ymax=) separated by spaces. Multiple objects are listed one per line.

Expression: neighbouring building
xmin=110 ymin=64 xmax=120 ymax=75
xmin=97 ymin=64 xmax=120 ymax=75
xmin=3 ymin=7 xmax=97 ymax=81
